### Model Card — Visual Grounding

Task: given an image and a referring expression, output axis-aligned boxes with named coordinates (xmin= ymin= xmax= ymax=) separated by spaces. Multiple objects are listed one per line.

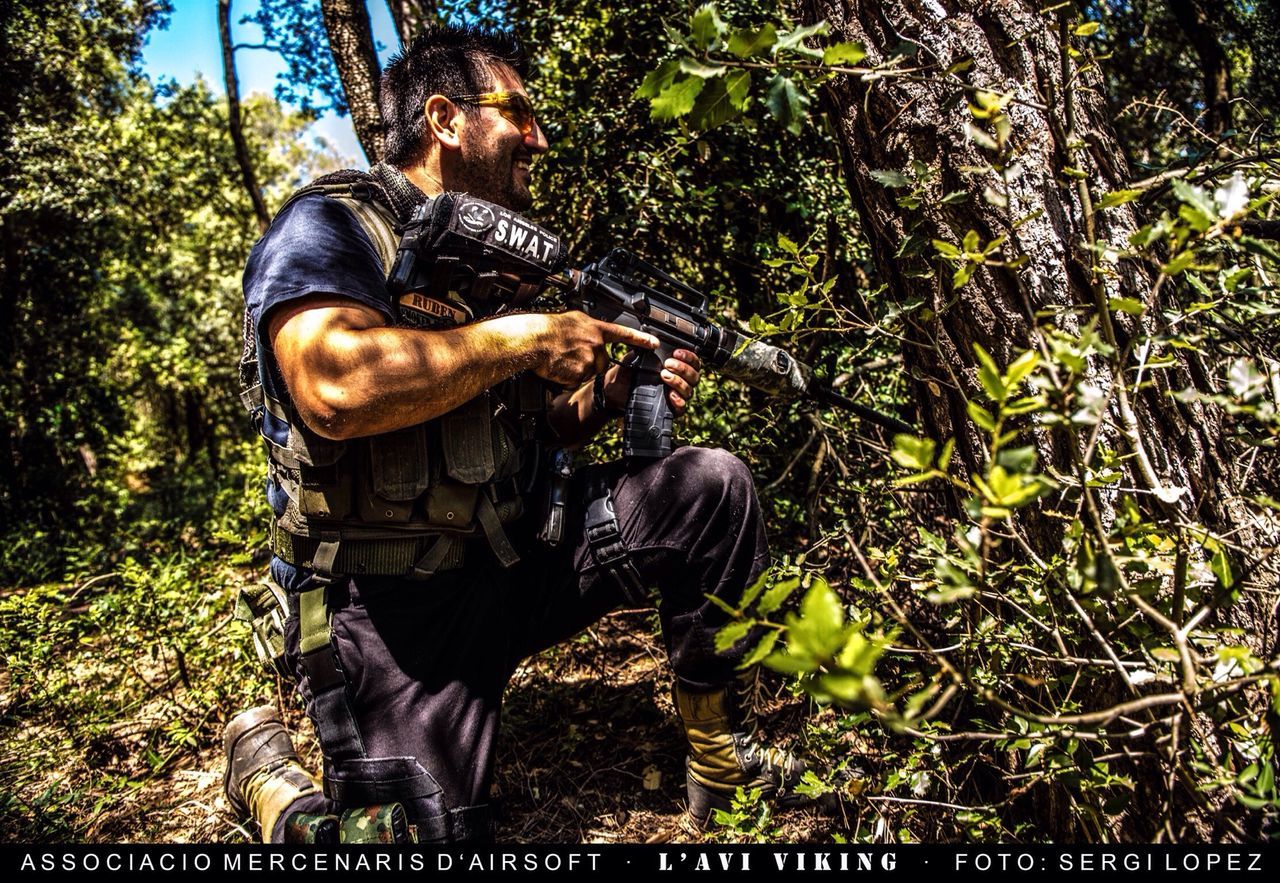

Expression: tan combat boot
xmin=674 ymin=672 xmax=843 ymax=827
xmin=223 ymin=705 xmax=332 ymax=843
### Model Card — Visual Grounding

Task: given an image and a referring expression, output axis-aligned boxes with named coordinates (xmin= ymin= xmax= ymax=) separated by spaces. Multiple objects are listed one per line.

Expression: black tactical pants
xmin=274 ymin=446 xmax=768 ymax=842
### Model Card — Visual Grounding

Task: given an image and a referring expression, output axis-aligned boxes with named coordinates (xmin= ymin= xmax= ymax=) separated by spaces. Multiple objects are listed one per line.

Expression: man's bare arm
xmin=269 ymin=295 xmax=658 ymax=440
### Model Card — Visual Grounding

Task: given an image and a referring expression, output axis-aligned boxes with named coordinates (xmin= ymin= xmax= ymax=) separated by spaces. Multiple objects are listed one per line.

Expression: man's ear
xmin=424 ymin=94 xmax=463 ymax=151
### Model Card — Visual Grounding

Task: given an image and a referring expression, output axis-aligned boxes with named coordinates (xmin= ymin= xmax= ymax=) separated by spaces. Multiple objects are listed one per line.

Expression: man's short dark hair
xmin=380 ymin=23 xmax=528 ymax=168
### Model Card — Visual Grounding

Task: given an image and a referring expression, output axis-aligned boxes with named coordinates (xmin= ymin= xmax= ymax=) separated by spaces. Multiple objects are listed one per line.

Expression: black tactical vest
xmin=240 ymin=167 xmax=550 ymax=579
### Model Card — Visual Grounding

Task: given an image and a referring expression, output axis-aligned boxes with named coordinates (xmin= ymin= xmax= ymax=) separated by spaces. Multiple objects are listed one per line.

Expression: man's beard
xmin=456 ymin=141 xmax=533 ymax=211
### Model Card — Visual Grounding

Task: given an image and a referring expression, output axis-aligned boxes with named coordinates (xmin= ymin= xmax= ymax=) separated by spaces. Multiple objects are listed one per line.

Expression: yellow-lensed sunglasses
xmin=449 ymin=91 xmax=538 ymax=136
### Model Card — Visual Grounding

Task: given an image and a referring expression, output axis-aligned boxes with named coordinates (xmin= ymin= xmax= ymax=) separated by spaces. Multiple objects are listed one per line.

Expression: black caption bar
xmin=4 ymin=844 xmax=1271 ymax=878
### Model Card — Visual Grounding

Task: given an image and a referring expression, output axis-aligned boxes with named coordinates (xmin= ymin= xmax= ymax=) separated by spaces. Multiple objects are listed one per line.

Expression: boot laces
xmin=733 ymin=670 xmax=804 ymax=784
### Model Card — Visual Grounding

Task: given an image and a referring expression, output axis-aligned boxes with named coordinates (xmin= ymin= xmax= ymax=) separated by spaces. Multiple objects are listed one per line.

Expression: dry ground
xmin=1 ymin=607 xmax=853 ymax=844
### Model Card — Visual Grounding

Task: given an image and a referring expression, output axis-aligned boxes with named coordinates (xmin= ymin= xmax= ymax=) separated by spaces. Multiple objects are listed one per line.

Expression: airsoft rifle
xmin=387 ymin=193 xmax=912 ymax=460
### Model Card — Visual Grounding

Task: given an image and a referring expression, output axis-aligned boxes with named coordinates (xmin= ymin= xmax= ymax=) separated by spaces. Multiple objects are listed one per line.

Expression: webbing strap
xmin=475 ymin=491 xmax=520 ymax=568
xmin=297 ymin=581 xmax=366 ymax=762
xmin=410 ymin=534 xmax=463 ymax=580
xmin=583 ymin=474 xmax=649 ymax=606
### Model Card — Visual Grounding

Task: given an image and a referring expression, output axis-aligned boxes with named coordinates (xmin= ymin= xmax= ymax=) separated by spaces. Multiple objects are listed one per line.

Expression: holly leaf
xmin=871 ymin=169 xmax=911 ymax=188
xmin=690 ymin=75 xmax=747 ymax=129
xmin=650 ymin=76 xmax=705 ymax=120
xmin=740 ymin=630 xmax=779 ymax=668
xmin=766 ymin=74 xmax=808 ymax=134
xmin=635 ymin=60 xmax=681 ymax=99
xmin=757 ymin=576 xmax=800 ymax=616
xmin=715 ymin=620 xmax=754 ymax=653
xmin=822 ymin=41 xmax=866 ymax=66
xmin=974 ymin=343 xmax=1006 ymax=402
xmin=727 ymin=24 xmax=777 ymax=58
xmin=690 ymin=3 xmax=728 ymax=50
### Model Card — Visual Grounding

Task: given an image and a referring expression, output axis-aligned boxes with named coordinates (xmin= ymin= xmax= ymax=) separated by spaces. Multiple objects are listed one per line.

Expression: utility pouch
xmin=234 ymin=576 xmax=291 ymax=679
xmin=297 ymin=462 xmax=353 ymax=521
xmin=442 ymin=394 xmax=496 ymax=484
xmin=265 ymin=397 xmax=353 ymax=520
xmin=425 ymin=480 xmax=479 ymax=528
xmin=358 ymin=425 xmax=433 ymax=524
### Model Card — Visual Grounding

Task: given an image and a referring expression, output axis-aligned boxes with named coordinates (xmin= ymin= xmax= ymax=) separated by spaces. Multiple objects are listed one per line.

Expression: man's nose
xmin=526 ymin=120 xmax=549 ymax=154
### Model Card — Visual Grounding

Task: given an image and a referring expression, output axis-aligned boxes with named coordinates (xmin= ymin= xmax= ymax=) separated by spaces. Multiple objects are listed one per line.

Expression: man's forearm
xmin=547 ymin=370 xmax=619 ymax=447
xmin=284 ymin=311 xmax=552 ymax=440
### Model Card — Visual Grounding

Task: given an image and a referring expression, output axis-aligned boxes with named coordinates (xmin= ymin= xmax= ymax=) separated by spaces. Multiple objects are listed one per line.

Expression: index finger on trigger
xmin=603 ymin=322 xmax=658 ymax=350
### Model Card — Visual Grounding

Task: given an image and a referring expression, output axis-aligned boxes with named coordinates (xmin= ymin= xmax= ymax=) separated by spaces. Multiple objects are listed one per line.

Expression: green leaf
xmin=1004 ymin=349 xmax=1038 ymax=388
xmin=814 ymin=672 xmax=875 ymax=704
xmin=967 ymin=400 xmax=996 ymax=431
xmin=1241 ymin=236 xmax=1280 ymax=263
xmin=822 ymin=41 xmax=866 ymax=66
xmin=1095 ymin=188 xmax=1142 ymax=210
xmin=757 ymin=576 xmax=800 ymax=616
xmin=963 ymin=229 xmax=981 ymax=253
xmin=953 ymin=262 xmax=976 ymax=288
xmin=690 ymin=3 xmax=728 ymax=50
xmin=689 ymin=75 xmax=747 ymax=129
xmin=727 ymin=23 xmax=778 ymax=58
xmin=1211 ymin=546 xmax=1235 ymax=589
xmin=932 ymin=239 xmax=961 ymax=258
xmin=1179 ymin=203 xmax=1214 ymax=232
xmin=1073 ymin=21 xmax=1100 ymax=36
xmin=740 ymin=630 xmax=779 ymax=668
xmin=765 ymin=74 xmax=809 ymax=135
xmin=891 ymin=434 xmax=936 ymax=471
xmin=715 ymin=620 xmax=754 ymax=653
xmin=1109 ymin=296 xmax=1145 ymax=315
xmin=650 ymin=76 xmax=706 ymax=120
xmin=939 ymin=438 xmax=956 ymax=471
xmin=1161 ymin=251 xmax=1196 ymax=276
xmin=800 ymin=578 xmax=842 ymax=630
xmin=996 ymin=445 xmax=1037 ymax=472
xmin=764 ymin=650 xmax=816 ymax=675
xmin=871 ymin=169 xmax=911 ymax=188
xmin=773 ymin=21 xmax=829 ymax=56
xmin=635 ymin=60 xmax=681 ymax=99
xmin=1171 ymin=178 xmax=1217 ymax=220
xmin=740 ymin=567 xmax=772 ymax=609
xmin=974 ymin=343 xmax=1006 ymax=401
xmin=786 ymin=579 xmax=847 ymax=661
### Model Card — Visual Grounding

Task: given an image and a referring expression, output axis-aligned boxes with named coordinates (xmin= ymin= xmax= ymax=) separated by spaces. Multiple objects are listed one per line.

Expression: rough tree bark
xmin=1168 ymin=0 xmax=1234 ymax=149
xmin=800 ymin=0 xmax=1265 ymax=554
xmin=218 ymin=0 xmax=270 ymax=233
xmin=320 ymin=0 xmax=384 ymax=162
xmin=386 ymin=0 xmax=436 ymax=46
xmin=799 ymin=0 xmax=1275 ymax=838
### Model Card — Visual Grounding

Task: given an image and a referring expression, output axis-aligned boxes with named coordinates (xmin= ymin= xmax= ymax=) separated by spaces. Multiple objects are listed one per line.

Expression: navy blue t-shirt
xmin=242 ymin=193 xmax=395 ymax=526
xmin=243 ymin=193 xmax=393 ymax=416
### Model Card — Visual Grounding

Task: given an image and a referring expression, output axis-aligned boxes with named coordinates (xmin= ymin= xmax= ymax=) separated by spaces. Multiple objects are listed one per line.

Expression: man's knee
xmin=663 ymin=445 xmax=756 ymax=510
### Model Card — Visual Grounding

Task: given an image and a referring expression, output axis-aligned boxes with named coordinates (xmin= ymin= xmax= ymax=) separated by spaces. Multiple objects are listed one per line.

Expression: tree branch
xmin=219 ymin=0 xmax=270 ymax=233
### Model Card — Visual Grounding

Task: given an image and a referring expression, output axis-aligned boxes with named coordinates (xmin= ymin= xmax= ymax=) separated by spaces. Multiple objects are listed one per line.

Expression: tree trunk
xmin=218 ymin=0 xmax=270 ymax=233
xmin=385 ymin=0 xmax=436 ymax=46
xmin=1168 ymin=0 xmax=1233 ymax=149
xmin=798 ymin=0 xmax=1276 ymax=839
xmin=320 ymin=0 xmax=384 ymax=162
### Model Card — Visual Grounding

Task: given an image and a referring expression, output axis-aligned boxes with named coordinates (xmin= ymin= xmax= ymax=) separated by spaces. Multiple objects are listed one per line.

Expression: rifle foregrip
xmin=623 ymin=356 xmax=673 ymax=459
